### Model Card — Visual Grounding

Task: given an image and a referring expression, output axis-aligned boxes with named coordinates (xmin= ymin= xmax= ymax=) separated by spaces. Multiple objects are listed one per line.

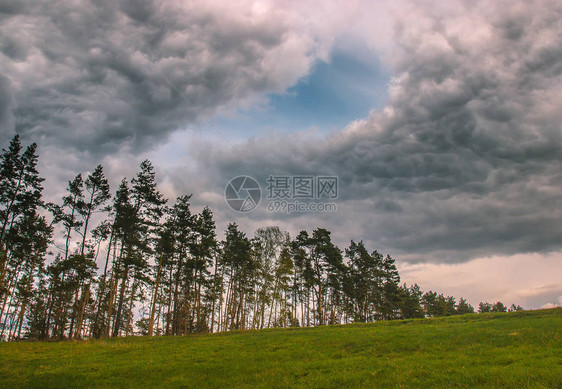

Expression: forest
xmin=0 ymin=135 xmax=522 ymax=341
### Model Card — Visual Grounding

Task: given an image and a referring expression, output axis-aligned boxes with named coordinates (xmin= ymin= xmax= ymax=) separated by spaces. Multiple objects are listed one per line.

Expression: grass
xmin=1 ymin=308 xmax=561 ymax=388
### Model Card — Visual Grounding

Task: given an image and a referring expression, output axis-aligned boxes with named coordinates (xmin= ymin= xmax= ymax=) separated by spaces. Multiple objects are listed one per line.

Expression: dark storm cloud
xmin=0 ymin=0 xmax=317 ymax=156
xmin=174 ymin=0 xmax=562 ymax=262
xmin=2 ymin=0 xmax=562 ymax=265
xmin=0 ymin=74 xmax=15 ymax=142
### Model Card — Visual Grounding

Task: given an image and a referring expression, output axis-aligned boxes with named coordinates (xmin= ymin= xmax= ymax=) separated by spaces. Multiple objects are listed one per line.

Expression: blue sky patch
xmin=215 ymin=42 xmax=390 ymax=141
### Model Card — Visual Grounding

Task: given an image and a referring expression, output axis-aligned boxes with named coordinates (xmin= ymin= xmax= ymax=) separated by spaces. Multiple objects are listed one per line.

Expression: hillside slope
xmin=1 ymin=308 xmax=561 ymax=388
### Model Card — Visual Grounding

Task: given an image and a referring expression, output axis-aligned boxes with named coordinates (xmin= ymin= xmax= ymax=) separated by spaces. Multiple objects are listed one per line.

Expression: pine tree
xmin=91 ymin=178 xmax=136 ymax=338
xmin=6 ymin=211 xmax=52 ymax=340
xmin=110 ymin=179 xmax=139 ymax=337
xmin=344 ymin=241 xmax=383 ymax=322
xmin=166 ymin=195 xmax=196 ymax=335
xmin=113 ymin=161 xmax=166 ymax=337
xmin=491 ymin=301 xmax=507 ymax=312
xmin=46 ymin=174 xmax=87 ymax=339
xmin=0 ymin=138 xmax=44 ymax=309
xmin=0 ymin=135 xmax=23 ymax=247
xmin=79 ymin=165 xmax=110 ymax=256
xmin=191 ymin=206 xmax=217 ymax=333
xmin=399 ymin=284 xmax=424 ymax=319
xmin=252 ymin=226 xmax=288 ymax=329
xmin=0 ymin=137 xmax=46 ymax=339
xmin=456 ymin=297 xmax=475 ymax=314
xmin=221 ymin=223 xmax=253 ymax=331
xmin=72 ymin=165 xmax=110 ymax=338
xmin=478 ymin=301 xmax=493 ymax=313
xmin=147 ymin=211 xmax=174 ymax=336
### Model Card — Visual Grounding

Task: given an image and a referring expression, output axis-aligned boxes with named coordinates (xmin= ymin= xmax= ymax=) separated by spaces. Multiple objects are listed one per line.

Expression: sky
xmin=1 ymin=0 xmax=562 ymax=309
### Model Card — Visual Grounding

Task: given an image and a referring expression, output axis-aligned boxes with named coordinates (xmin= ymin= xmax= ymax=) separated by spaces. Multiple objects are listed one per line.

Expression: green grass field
xmin=1 ymin=308 xmax=561 ymax=388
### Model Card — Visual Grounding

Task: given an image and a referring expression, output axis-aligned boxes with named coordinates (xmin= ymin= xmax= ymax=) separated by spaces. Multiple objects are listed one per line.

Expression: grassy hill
xmin=1 ymin=308 xmax=561 ymax=388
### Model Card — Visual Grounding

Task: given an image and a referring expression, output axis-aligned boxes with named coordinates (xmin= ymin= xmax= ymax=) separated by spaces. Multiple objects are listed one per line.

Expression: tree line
xmin=0 ymin=135 xmax=523 ymax=341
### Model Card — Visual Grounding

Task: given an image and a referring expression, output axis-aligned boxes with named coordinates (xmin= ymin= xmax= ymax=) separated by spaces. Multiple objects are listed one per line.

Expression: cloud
xmin=160 ymin=0 xmax=562 ymax=262
xmin=3 ymin=0 xmax=562 ymax=269
xmin=540 ymin=295 xmax=562 ymax=309
xmin=0 ymin=0 xmax=351 ymax=157
xmin=0 ymin=74 xmax=15 ymax=142
xmin=0 ymin=0 xmax=365 ymax=208
xmin=399 ymin=252 xmax=562 ymax=309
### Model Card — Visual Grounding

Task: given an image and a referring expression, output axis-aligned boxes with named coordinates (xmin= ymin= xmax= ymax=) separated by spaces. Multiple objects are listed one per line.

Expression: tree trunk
xmin=92 ymin=233 xmax=114 ymax=337
xmin=148 ymin=254 xmax=164 ymax=336
xmin=125 ymin=279 xmax=136 ymax=336
xmin=112 ymin=264 xmax=129 ymax=337
xmin=74 ymin=284 xmax=90 ymax=339
xmin=14 ymin=253 xmax=38 ymax=339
